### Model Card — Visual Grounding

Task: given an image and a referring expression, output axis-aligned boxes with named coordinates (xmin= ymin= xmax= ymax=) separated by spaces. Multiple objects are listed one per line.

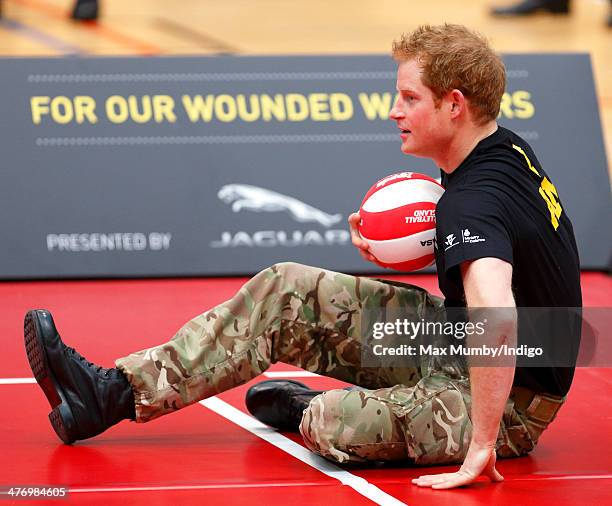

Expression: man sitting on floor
xmin=24 ymin=24 xmax=581 ymax=490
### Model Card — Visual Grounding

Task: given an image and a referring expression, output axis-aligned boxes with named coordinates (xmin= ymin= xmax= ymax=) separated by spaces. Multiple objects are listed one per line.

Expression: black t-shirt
xmin=435 ymin=126 xmax=582 ymax=397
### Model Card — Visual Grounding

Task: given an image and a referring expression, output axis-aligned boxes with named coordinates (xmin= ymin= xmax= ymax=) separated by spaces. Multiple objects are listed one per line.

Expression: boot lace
xmin=66 ymin=346 xmax=112 ymax=377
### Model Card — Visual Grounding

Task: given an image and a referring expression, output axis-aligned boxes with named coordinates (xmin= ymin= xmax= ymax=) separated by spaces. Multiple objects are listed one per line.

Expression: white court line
xmin=7 ymin=377 xmax=612 ymax=487
xmin=67 ymin=482 xmax=341 ymax=493
xmin=3 ymin=375 xmax=405 ymax=503
xmin=263 ymin=371 xmax=321 ymax=378
xmin=0 ymin=378 xmax=36 ymax=384
xmin=199 ymin=397 xmax=408 ymax=506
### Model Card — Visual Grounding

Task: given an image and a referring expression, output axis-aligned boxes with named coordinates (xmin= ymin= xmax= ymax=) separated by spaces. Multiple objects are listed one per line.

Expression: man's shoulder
xmin=436 ymin=182 xmax=508 ymax=222
xmin=439 ymin=169 xmax=513 ymax=204
xmin=475 ymin=127 xmax=541 ymax=171
xmin=488 ymin=125 xmax=531 ymax=148
xmin=439 ymin=127 xmax=542 ymax=213
xmin=470 ymin=126 xmax=536 ymax=164
xmin=457 ymin=148 xmax=536 ymax=195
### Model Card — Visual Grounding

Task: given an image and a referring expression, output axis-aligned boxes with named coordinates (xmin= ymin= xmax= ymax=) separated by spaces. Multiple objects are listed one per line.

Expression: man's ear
xmin=449 ymin=89 xmax=466 ymax=118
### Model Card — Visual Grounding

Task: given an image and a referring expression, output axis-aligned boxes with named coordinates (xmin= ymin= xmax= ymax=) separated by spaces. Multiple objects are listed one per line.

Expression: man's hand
xmin=348 ymin=212 xmax=386 ymax=267
xmin=412 ymin=442 xmax=504 ymax=489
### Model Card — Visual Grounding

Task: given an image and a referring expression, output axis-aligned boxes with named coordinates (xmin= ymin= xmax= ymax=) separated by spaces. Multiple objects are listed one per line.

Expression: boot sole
xmin=24 ymin=310 xmax=77 ymax=444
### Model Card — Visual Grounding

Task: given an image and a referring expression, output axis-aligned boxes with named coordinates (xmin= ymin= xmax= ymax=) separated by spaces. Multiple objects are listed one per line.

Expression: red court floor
xmin=0 ymin=272 xmax=611 ymax=505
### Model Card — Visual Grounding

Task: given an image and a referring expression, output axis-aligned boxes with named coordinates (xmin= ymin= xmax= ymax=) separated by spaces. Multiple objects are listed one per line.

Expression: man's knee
xmin=299 ymin=389 xmax=408 ymax=463
xmin=268 ymin=262 xmax=306 ymax=277
xmin=403 ymin=382 xmax=472 ymax=465
xmin=256 ymin=262 xmax=315 ymax=290
xmin=270 ymin=262 xmax=331 ymax=286
xmin=264 ymin=262 xmax=333 ymax=302
xmin=247 ymin=262 xmax=309 ymax=302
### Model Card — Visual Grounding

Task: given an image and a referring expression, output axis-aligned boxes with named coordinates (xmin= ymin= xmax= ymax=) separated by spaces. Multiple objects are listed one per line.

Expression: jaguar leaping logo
xmin=218 ymin=184 xmax=342 ymax=228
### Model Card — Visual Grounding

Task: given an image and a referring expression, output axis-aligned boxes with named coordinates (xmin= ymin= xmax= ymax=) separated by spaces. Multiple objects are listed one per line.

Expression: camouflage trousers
xmin=116 ymin=262 xmax=543 ymax=465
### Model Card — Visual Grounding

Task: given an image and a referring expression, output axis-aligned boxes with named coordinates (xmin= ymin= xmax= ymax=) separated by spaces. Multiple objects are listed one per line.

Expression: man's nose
xmin=389 ymin=103 xmax=403 ymax=120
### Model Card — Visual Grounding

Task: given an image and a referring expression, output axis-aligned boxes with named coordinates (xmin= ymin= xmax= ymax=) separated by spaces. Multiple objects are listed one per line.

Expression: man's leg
xmin=26 ymin=261 xmax=442 ymax=442
xmin=116 ymin=262 xmax=443 ymax=422
xmin=299 ymin=376 xmax=539 ymax=465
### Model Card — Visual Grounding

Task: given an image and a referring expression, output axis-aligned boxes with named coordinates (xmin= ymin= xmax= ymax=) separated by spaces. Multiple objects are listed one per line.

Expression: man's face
xmin=389 ymin=59 xmax=452 ymax=160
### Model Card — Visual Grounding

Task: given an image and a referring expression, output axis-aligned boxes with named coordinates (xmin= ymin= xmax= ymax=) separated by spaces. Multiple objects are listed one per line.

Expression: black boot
xmin=24 ymin=310 xmax=135 ymax=444
xmin=71 ymin=0 xmax=98 ymax=21
xmin=491 ymin=0 xmax=570 ymax=16
xmin=245 ymin=380 xmax=326 ymax=431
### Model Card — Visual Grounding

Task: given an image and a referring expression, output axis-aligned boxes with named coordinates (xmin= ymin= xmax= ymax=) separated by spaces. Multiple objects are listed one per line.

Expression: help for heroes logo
xmin=444 ymin=228 xmax=486 ymax=251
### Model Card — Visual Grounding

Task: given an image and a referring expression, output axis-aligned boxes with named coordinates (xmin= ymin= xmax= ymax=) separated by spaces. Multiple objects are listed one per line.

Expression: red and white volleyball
xmin=358 ymin=172 xmax=445 ymax=272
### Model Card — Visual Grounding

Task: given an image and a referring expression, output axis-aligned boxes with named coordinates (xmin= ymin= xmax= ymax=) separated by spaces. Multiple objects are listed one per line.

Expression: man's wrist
xmin=469 ymin=434 xmax=497 ymax=449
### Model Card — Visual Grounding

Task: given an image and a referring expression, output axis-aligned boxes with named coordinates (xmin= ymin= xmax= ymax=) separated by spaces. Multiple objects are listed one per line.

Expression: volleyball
xmin=359 ymin=172 xmax=445 ymax=272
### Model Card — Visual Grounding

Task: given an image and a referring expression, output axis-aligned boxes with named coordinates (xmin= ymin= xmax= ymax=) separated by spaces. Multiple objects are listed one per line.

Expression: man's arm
xmin=412 ymin=257 xmax=516 ymax=489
